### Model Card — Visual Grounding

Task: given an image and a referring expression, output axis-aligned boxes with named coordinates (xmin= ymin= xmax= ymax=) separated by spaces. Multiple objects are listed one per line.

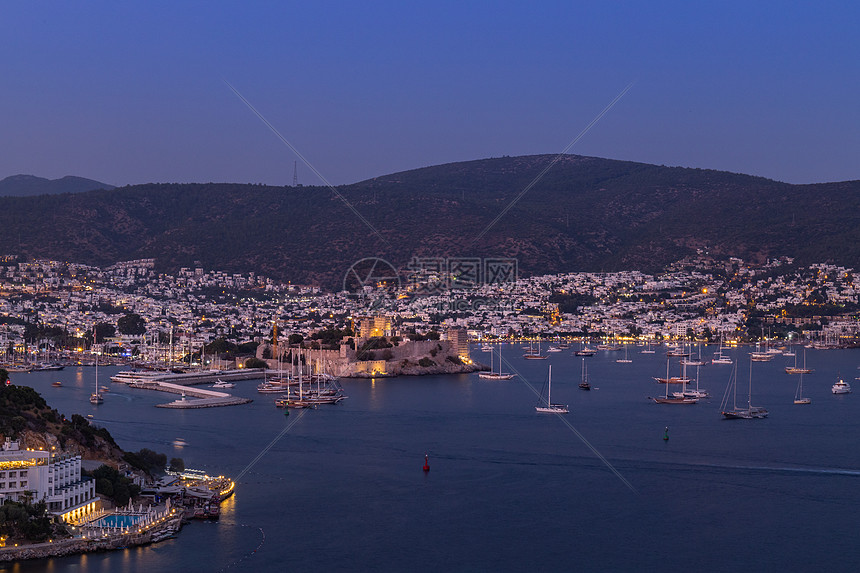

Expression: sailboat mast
xmin=733 ymin=363 xmax=738 ymax=409
xmin=548 ymin=365 xmax=552 ymax=405
xmin=664 ymin=358 xmax=670 ymax=399
xmin=748 ymin=358 xmax=753 ymax=409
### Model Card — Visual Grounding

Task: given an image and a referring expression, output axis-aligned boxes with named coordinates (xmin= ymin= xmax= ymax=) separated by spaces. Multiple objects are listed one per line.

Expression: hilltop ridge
xmin=0 ymin=154 xmax=857 ymax=288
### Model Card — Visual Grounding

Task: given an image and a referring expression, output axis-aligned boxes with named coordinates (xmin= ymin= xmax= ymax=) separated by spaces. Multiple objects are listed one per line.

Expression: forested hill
xmin=0 ymin=174 xmax=114 ymax=197
xmin=0 ymin=154 xmax=858 ymax=288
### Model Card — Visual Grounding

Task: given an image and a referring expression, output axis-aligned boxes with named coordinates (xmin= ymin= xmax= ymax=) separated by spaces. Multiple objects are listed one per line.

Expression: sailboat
xmin=478 ymin=345 xmax=516 ymax=380
xmin=653 ymin=358 xmax=697 ymax=404
xmin=90 ymin=348 xmax=103 ymax=405
xmin=712 ymin=334 xmax=732 ymax=364
xmin=574 ymin=341 xmax=596 ymax=356
xmin=640 ymin=341 xmax=656 ymax=354
xmin=535 ymin=365 xmax=568 ymax=413
xmin=793 ymin=370 xmax=811 ymax=404
xmin=674 ymin=363 xmax=709 ymax=398
xmin=523 ymin=340 xmax=547 ymax=360
xmin=615 ymin=345 xmax=632 ymax=363
xmin=682 ymin=344 xmax=705 ymax=366
xmin=785 ymin=349 xmax=813 ymax=374
xmin=720 ymin=359 xmax=768 ymax=419
xmin=578 ymin=359 xmax=591 ymax=390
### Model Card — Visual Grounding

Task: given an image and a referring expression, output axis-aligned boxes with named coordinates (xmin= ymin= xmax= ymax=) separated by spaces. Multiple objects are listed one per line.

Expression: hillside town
xmin=0 ymin=254 xmax=857 ymax=362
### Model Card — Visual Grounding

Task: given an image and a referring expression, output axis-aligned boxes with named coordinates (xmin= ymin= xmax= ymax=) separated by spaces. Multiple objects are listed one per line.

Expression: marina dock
xmin=126 ymin=380 xmax=253 ymax=409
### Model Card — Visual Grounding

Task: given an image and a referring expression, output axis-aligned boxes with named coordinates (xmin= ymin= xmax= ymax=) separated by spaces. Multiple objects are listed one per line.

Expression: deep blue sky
xmin=2 ymin=2 xmax=858 ymax=186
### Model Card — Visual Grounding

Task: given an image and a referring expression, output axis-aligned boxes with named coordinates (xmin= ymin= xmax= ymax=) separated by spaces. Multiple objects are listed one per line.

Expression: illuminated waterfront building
xmin=0 ymin=438 xmax=98 ymax=523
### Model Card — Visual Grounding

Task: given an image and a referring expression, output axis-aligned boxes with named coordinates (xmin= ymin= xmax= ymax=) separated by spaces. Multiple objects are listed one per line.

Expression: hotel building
xmin=0 ymin=438 xmax=98 ymax=523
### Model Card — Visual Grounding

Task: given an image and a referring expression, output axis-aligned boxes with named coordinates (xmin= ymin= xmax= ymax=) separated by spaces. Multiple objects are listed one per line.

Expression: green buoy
xmin=663 ymin=426 xmax=669 ymax=441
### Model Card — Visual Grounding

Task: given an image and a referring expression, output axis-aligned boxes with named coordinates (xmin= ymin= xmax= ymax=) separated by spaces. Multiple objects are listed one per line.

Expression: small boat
xmin=192 ymin=503 xmax=220 ymax=520
xmin=832 ymin=377 xmax=852 ymax=394
xmin=100 ymin=385 xmax=110 ymax=392
xmin=212 ymin=379 xmax=236 ymax=389
xmin=615 ymin=345 xmax=632 ymax=364
xmin=51 ymin=381 xmax=62 ymax=387
xmin=172 ymin=438 xmax=189 ymax=447
xmin=535 ymin=365 xmax=568 ymax=413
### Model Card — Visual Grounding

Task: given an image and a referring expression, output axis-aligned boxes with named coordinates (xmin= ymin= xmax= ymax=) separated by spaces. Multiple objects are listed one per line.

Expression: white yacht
xmin=110 ymin=370 xmax=166 ymax=384
xmin=832 ymin=378 xmax=852 ymax=394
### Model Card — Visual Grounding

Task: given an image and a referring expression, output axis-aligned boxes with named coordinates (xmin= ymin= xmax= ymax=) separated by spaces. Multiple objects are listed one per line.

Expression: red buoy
xmin=422 ymin=453 xmax=430 ymax=472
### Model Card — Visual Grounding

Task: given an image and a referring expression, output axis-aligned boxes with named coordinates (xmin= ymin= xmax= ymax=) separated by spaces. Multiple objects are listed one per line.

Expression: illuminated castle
xmin=356 ymin=315 xmax=392 ymax=339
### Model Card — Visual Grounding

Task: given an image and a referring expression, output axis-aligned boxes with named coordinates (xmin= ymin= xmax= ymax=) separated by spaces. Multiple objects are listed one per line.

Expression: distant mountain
xmin=0 ymin=155 xmax=857 ymax=288
xmin=0 ymin=174 xmax=115 ymax=197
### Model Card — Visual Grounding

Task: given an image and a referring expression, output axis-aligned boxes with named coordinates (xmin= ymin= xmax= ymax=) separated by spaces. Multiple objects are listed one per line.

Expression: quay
xmin=156 ymin=396 xmax=252 ymax=408
xmin=127 ymin=381 xmax=253 ymax=409
xmin=112 ymin=368 xmax=264 ymax=385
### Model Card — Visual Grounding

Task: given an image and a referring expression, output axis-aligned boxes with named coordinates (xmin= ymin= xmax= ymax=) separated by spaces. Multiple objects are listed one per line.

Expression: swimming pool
xmin=91 ymin=514 xmax=143 ymax=528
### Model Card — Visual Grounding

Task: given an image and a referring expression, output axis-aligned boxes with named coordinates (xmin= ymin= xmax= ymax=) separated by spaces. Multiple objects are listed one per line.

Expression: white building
xmin=0 ymin=438 xmax=98 ymax=523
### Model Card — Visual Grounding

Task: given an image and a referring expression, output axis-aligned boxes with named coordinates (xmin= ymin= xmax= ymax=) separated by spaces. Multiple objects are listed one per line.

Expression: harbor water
xmin=4 ymin=345 xmax=860 ymax=572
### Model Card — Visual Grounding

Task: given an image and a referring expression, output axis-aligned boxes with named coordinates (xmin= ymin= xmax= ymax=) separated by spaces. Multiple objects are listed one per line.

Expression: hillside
xmin=0 ymin=174 xmax=115 ymax=197
xmin=0 ymin=154 xmax=858 ymax=287
xmin=0 ymin=383 xmax=123 ymax=463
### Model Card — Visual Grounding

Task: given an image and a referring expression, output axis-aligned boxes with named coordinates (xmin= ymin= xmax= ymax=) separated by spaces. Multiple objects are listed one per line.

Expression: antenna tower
xmin=293 ymin=161 xmax=298 ymax=186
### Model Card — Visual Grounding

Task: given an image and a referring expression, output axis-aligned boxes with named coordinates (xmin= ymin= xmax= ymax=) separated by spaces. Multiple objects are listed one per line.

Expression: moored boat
xmin=832 ymin=377 xmax=851 ymax=394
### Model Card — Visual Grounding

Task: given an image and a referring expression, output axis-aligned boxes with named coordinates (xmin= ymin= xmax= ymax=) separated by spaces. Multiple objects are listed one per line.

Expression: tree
xmin=169 ymin=457 xmax=185 ymax=472
xmin=93 ymin=322 xmax=116 ymax=344
xmin=0 ymin=368 xmax=8 ymax=385
xmin=244 ymin=357 xmax=268 ymax=369
xmin=117 ymin=313 xmax=147 ymax=335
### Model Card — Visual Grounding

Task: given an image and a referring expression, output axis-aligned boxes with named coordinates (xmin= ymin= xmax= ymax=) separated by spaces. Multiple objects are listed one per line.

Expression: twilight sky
xmin=2 ymin=1 xmax=858 ymax=186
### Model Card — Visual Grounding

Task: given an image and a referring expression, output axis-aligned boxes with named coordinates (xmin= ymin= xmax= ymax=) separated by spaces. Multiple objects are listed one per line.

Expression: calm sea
xmin=4 ymin=345 xmax=860 ymax=572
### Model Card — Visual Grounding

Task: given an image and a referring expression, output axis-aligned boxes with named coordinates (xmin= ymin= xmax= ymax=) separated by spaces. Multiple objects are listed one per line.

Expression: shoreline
xmin=0 ymin=515 xmax=183 ymax=563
